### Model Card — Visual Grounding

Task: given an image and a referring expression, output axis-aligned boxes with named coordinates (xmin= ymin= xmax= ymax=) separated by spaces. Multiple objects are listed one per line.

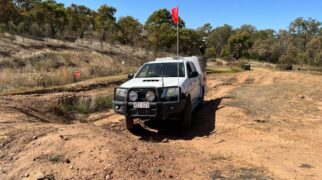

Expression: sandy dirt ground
xmin=0 ymin=67 xmax=321 ymax=180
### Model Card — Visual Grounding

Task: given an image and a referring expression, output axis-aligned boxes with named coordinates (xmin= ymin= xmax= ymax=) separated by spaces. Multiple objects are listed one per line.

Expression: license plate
xmin=133 ymin=102 xmax=150 ymax=109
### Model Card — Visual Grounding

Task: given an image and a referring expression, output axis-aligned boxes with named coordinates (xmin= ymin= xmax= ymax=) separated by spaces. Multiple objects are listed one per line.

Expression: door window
xmin=186 ymin=63 xmax=192 ymax=77
xmin=189 ymin=62 xmax=197 ymax=73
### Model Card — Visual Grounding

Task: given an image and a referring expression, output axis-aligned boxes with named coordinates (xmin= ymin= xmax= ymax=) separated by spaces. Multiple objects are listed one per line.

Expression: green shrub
xmin=49 ymin=154 xmax=63 ymax=163
xmin=235 ymin=59 xmax=249 ymax=68
xmin=220 ymin=47 xmax=230 ymax=59
xmin=30 ymin=23 xmax=42 ymax=37
xmin=0 ymin=23 xmax=7 ymax=33
xmin=205 ymin=47 xmax=217 ymax=58
xmin=61 ymin=96 xmax=112 ymax=115
xmin=64 ymin=102 xmax=91 ymax=114
xmin=95 ymin=96 xmax=113 ymax=111
xmin=275 ymin=64 xmax=293 ymax=70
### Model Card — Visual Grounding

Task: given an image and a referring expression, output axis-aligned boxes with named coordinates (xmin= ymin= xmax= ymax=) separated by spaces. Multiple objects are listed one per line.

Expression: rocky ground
xmin=0 ymin=66 xmax=321 ymax=180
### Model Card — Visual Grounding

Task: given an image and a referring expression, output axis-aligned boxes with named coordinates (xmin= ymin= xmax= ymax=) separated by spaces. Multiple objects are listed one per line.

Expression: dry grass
xmin=225 ymin=81 xmax=322 ymax=131
xmin=0 ymin=68 xmax=76 ymax=89
xmin=248 ymin=59 xmax=322 ymax=73
xmin=0 ymin=34 xmax=161 ymax=92
xmin=209 ymin=152 xmax=232 ymax=161
xmin=60 ymin=95 xmax=113 ymax=114
xmin=57 ymin=95 xmax=113 ymax=122
xmin=206 ymin=66 xmax=241 ymax=74
xmin=227 ymin=83 xmax=320 ymax=116
xmin=0 ymin=74 xmax=126 ymax=96
xmin=248 ymin=60 xmax=276 ymax=69
xmin=0 ymin=64 xmax=133 ymax=92
xmin=209 ymin=166 xmax=271 ymax=180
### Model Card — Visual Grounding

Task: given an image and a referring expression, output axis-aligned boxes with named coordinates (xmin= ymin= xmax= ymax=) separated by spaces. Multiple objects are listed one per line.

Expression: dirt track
xmin=0 ymin=68 xmax=322 ymax=179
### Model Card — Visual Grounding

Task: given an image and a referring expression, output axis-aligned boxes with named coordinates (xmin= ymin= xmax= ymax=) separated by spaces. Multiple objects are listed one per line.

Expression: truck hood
xmin=120 ymin=77 xmax=186 ymax=88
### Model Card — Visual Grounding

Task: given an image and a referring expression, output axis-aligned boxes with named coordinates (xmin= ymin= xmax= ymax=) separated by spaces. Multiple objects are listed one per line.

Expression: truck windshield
xmin=136 ymin=63 xmax=185 ymax=78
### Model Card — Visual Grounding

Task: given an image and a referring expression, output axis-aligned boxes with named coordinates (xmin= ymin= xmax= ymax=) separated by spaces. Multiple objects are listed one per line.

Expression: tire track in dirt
xmin=85 ymin=69 xmax=280 ymax=179
xmin=171 ymin=69 xmax=322 ymax=179
xmin=110 ymin=68 xmax=322 ymax=179
xmin=0 ymin=90 xmax=218 ymax=179
xmin=1 ymin=68 xmax=321 ymax=179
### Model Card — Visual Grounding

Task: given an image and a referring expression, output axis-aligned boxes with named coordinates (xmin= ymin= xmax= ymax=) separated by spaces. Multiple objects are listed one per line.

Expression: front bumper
xmin=112 ymin=100 xmax=186 ymax=118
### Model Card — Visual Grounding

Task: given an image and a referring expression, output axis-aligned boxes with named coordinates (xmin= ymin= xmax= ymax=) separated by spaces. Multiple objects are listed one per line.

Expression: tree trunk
xmin=51 ymin=24 xmax=55 ymax=37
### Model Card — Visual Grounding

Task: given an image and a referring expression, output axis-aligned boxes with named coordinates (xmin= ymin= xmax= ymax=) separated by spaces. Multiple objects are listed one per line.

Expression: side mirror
xmin=128 ymin=73 xmax=134 ymax=79
xmin=190 ymin=71 xmax=199 ymax=78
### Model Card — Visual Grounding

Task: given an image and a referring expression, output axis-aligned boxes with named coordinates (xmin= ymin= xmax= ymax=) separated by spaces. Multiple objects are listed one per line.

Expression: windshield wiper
xmin=146 ymin=75 xmax=159 ymax=77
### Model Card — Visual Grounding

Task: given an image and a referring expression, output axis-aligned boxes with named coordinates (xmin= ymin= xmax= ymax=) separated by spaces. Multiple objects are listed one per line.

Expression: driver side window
xmin=190 ymin=62 xmax=197 ymax=73
xmin=187 ymin=63 xmax=192 ymax=77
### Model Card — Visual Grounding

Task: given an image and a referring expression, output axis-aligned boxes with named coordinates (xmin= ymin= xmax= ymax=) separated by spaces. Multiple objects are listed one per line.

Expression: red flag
xmin=171 ymin=7 xmax=179 ymax=24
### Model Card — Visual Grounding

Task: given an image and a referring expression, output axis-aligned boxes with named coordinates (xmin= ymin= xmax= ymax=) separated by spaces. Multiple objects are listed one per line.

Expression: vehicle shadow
xmin=130 ymin=98 xmax=224 ymax=142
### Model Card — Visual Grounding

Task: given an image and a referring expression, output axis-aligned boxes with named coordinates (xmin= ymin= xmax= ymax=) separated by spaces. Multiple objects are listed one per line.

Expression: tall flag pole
xmin=172 ymin=6 xmax=179 ymax=58
xmin=177 ymin=12 xmax=179 ymax=58
xmin=171 ymin=6 xmax=180 ymax=101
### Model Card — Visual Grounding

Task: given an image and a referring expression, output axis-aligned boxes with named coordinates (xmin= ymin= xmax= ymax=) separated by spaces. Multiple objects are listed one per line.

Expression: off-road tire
xmin=198 ymin=86 xmax=205 ymax=108
xmin=125 ymin=116 xmax=134 ymax=130
xmin=182 ymin=96 xmax=192 ymax=129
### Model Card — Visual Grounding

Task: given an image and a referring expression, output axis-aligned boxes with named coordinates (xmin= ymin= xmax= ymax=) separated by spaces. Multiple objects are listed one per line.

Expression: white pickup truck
xmin=113 ymin=56 xmax=205 ymax=130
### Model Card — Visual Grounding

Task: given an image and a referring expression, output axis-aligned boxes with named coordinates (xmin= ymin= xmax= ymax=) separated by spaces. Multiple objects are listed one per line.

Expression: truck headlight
xmin=161 ymin=87 xmax=179 ymax=101
xmin=115 ymin=88 xmax=128 ymax=101
xmin=146 ymin=91 xmax=155 ymax=102
xmin=129 ymin=91 xmax=138 ymax=101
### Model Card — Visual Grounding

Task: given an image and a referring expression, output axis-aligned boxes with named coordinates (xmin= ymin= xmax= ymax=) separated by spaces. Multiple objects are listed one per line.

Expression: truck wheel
xmin=181 ymin=96 xmax=192 ymax=129
xmin=125 ymin=116 xmax=134 ymax=130
xmin=200 ymin=86 xmax=205 ymax=105
xmin=197 ymin=87 xmax=205 ymax=109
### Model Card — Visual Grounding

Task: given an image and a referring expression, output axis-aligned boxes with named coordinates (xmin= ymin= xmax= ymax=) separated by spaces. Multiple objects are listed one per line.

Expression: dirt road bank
xmin=0 ymin=68 xmax=321 ymax=179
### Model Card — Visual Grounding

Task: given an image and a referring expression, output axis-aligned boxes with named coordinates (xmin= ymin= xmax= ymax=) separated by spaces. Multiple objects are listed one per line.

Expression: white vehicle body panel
xmin=120 ymin=77 xmax=186 ymax=89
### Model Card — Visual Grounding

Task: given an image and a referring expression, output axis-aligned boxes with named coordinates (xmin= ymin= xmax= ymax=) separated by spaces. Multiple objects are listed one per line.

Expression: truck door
xmin=186 ymin=62 xmax=200 ymax=105
xmin=189 ymin=62 xmax=201 ymax=101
